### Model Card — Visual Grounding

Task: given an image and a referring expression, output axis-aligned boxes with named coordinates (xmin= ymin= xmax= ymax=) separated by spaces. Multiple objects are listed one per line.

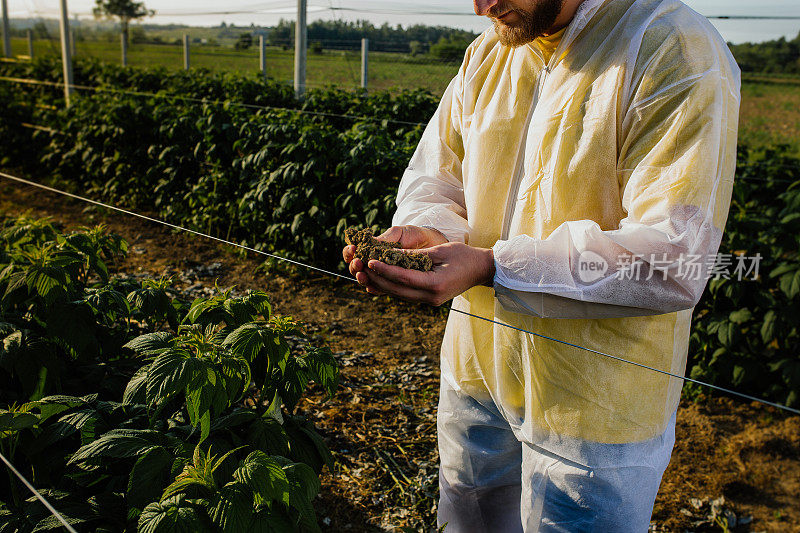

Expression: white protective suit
xmin=391 ymin=0 xmax=740 ymax=530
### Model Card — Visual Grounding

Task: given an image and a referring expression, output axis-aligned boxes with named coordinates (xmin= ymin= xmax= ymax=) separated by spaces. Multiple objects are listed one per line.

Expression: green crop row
xmin=0 ymin=215 xmax=339 ymax=531
xmin=0 ymin=58 xmax=798 ymax=409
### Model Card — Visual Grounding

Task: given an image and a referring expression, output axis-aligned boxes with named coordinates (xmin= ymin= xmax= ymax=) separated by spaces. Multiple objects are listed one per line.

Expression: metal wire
xmin=0 ymin=170 xmax=798 ymax=416
xmin=0 ymin=449 xmax=79 ymax=533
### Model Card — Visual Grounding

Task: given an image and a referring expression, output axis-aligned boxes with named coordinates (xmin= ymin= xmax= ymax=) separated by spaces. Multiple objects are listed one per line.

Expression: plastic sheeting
xmin=437 ymin=379 xmax=675 ymax=532
xmin=392 ymin=0 xmax=740 ymax=444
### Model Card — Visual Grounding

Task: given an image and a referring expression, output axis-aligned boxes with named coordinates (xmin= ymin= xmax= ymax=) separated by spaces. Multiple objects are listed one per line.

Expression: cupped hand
xmin=355 ymin=242 xmax=496 ymax=306
xmin=342 ymin=225 xmax=450 ymax=282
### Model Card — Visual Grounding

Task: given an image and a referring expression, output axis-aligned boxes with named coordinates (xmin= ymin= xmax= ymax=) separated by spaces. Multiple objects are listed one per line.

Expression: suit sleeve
xmin=491 ymin=33 xmax=741 ymax=319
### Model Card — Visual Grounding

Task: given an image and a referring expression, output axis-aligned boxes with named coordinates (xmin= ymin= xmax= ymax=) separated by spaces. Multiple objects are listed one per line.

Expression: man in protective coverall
xmin=343 ymin=0 xmax=740 ymax=530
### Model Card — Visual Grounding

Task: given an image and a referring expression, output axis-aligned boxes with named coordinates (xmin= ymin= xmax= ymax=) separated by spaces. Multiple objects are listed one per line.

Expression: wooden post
xmin=121 ymin=32 xmax=128 ymax=66
xmin=259 ymin=34 xmax=266 ymax=79
xmin=294 ymin=0 xmax=306 ymax=98
xmin=183 ymin=34 xmax=190 ymax=70
xmin=59 ymin=0 xmax=74 ymax=107
xmin=1 ymin=0 xmax=10 ymax=58
xmin=27 ymin=29 xmax=34 ymax=59
xmin=361 ymin=38 xmax=369 ymax=90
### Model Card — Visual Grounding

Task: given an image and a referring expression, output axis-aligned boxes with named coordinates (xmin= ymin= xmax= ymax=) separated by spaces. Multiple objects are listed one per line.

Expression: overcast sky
xmin=11 ymin=0 xmax=800 ymax=43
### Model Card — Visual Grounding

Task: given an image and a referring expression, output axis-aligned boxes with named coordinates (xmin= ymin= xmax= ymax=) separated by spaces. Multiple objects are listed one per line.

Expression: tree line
xmin=267 ymin=19 xmax=478 ymax=56
xmin=729 ymin=32 xmax=800 ymax=75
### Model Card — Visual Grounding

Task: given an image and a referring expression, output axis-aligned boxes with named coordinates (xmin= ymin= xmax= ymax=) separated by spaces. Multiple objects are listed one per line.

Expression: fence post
xmin=1 ymin=0 xmax=10 ymax=58
xmin=294 ymin=0 xmax=306 ymax=98
xmin=27 ymin=29 xmax=34 ymax=59
xmin=260 ymin=34 xmax=266 ymax=79
xmin=121 ymin=32 xmax=127 ymax=66
xmin=58 ymin=0 xmax=74 ymax=107
xmin=361 ymin=38 xmax=369 ymax=90
xmin=183 ymin=34 xmax=190 ymax=70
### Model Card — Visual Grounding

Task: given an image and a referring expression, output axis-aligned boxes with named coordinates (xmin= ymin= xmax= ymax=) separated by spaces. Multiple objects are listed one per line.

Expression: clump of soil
xmin=344 ymin=227 xmax=433 ymax=272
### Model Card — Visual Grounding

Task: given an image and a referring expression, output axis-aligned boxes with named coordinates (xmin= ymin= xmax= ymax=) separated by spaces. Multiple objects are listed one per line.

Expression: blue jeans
xmin=437 ymin=381 xmax=676 ymax=532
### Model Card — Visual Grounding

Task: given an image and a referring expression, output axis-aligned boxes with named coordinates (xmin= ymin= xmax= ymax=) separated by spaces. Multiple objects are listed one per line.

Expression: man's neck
xmin=544 ymin=0 xmax=588 ymax=35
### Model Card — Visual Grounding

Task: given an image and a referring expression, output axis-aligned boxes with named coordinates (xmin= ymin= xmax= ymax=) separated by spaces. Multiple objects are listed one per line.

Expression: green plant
xmin=0 ymin=217 xmax=339 ymax=531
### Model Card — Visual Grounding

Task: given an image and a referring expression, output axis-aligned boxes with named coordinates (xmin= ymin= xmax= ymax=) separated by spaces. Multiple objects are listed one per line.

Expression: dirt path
xmin=1 ymin=179 xmax=798 ymax=532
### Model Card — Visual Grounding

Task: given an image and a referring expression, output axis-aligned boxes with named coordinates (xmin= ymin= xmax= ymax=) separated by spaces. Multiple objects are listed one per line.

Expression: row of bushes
xmin=0 ymin=216 xmax=338 ymax=531
xmin=0 ymin=57 xmax=798 ymax=408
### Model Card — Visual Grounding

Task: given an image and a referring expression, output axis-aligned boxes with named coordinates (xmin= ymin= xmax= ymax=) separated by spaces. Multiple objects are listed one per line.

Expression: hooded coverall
xmin=391 ymin=0 xmax=740 ymax=530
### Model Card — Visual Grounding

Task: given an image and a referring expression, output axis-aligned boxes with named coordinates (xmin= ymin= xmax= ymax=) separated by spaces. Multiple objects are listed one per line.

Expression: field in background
xmin=739 ymin=77 xmax=800 ymax=156
xmin=8 ymin=37 xmax=460 ymax=94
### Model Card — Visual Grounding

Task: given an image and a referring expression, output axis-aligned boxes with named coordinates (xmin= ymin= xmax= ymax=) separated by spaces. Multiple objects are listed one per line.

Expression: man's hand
xmin=343 ymin=226 xmax=496 ymax=306
xmin=343 ymin=225 xmax=449 ymax=281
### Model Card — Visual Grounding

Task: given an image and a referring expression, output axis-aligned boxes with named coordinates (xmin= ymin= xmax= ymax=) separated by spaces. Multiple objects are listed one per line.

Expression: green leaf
xmin=233 ymin=451 xmax=290 ymax=506
xmin=305 ymin=346 xmax=339 ymax=398
xmin=219 ymin=356 xmax=251 ymax=404
xmin=247 ymin=416 xmax=290 ymax=457
xmin=26 ymin=265 xmax=68 ymax=303
xmin=728 ymin=309 xmax=752 ymax=324
xmin=298 ymin=426 xmax=334 ymax=471
xmin=124 ymin=332 xmax=176 ymax=355
xmin=183 ymin=298 xmax=217 ymax=325
xmin=283 ymin=462 xmax=321 ymax=532
xmin=138 ymin=496 xmax=206 ymax=533
xmin=761 ymin=310 xmax=777 ymax=344
xmin=243 ymin=292 xmax=271 ymax=319
xmin=124 ymin=365 xmax=150 ymax=405
xmin=128 ymin=447 xmax=176 ymax=511
xmin=23 ymin=395 xmax=89 ymax=424
xmin=0 ymin=410 xmax=39 ymax=433
xmin=146 ymin=349 xmax=196 ymax=407
xmin=68 ymin=429 xmax=168 ymax=465
xmin=209 ymin=408 xmax=258 ymax=434
xmin=222 ymin=323 xmax=273 ymax=363
xmin=31 ymin=515 xmax=88 ymax=532
xmin=208 ymin=482 xmax=254 ymax=533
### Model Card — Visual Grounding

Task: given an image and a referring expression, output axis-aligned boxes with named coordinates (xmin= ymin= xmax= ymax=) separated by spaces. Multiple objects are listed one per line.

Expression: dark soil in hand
xmin=345 ymin=227 xmax=433 ymax=272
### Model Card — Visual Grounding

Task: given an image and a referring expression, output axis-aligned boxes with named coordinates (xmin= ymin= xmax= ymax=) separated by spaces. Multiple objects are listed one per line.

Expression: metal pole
xmin=58 ymin=0 xmax=74 ymax=107
xmin=70 ymin=29 xmax=76 ymax=57
xmin=1 ymin=0 xmax=11 ymax=58
xmin=361 ymin=38 xmax=369 ymax=90
xmin=259 ymin=34 xmax=266 ymax=79
xmin=294 ymin=0 xmax=306 ymax=98
xmin=27 ymin=29 xmax=34 ymax=59
xmin=183 ymin=34 xmax=190 ymax=70
xmin=121 ymin=32 xmax=128 ymax=66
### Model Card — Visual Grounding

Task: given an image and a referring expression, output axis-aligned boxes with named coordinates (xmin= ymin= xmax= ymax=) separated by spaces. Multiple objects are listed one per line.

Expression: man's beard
xmin=489 ymin=0 xmax=565 ymax=47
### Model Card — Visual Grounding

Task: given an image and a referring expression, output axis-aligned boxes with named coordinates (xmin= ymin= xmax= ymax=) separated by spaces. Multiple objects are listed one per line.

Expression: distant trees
xmin=729 ymin=32 xmax=800 ymax=74
xmin=93 ymin=0 xmax=154 ymax=51
xmin=430 ymin=36 xmax=473 ymax=62
xmin=267 ymin=19 xmax=478 ymax=54
xmin=235 ymin=32 xmax=253 ymax=50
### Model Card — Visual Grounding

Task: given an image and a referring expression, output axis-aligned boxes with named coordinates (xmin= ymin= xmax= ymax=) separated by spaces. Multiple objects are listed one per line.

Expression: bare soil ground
xmin=1 ymin=180 xmax=798 ymax=533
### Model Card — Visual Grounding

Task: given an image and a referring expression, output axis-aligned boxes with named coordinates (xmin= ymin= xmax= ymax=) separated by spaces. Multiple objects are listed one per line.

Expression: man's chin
xmin=493 ymin=23 xmax=536 ymax=48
